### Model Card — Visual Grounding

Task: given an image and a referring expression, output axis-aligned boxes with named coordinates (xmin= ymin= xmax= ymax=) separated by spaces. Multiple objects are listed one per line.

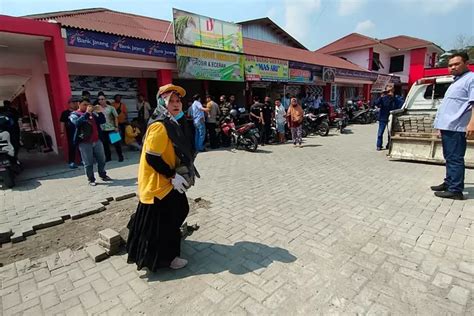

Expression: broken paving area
xmin=0 ymin=197 xmax=209 ymax=266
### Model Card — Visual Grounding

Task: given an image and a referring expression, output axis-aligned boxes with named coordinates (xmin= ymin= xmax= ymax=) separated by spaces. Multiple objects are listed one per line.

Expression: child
xmin=124 ymin=118 xmax=142 ymax=151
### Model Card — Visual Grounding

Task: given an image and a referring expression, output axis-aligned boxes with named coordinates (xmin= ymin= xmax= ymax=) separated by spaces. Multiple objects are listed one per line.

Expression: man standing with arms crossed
xmin=432 ymin=52 xmax=474 ymax=200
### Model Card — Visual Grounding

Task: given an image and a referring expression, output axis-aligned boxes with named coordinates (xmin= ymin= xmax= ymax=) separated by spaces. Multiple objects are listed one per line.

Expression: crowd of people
xmin=60 ymin=91 xmax=146 ymax=186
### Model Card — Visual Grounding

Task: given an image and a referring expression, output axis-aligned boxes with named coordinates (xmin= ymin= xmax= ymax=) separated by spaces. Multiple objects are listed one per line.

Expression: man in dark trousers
xmin=70 ymin=98 xmax=112 ymax=186
xmin=1 ymin=101 xmax=20 ymax=158
xmin=249 ymin=96 xmax=264 ymax=145
xmin=431 ymin=52 xmax=474 ymax=200
xmin=60 ymin=96 xmax=80 ymax=168
xmin=374 ymin=86 xmax=396 ymax=151
xmin=262 ymin=96 xmax=273 ymax=144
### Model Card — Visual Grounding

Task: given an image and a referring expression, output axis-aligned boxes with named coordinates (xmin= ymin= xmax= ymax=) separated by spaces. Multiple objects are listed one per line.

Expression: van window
xmin=423 ymin=83 xmax=451 ymax=99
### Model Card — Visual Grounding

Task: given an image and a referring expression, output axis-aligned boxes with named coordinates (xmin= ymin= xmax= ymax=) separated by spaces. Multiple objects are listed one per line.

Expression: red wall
xmin=409 ymin=48 xmax=427 ymax=86
xmin=424 ymin=65 xmax=474 ymax=77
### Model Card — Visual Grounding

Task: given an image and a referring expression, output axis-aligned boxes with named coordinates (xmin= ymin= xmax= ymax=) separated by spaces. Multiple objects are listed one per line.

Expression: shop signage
xmin=371 ymin=74 xmax=392 ymax=93
xmin=322 ymin=67 xmax=336 ymax=83
xmin=244 ymin=56 xmax=288 ymax=81
xmin=66 ymin=28 xmax=176 ymax=58
xmin=173 ymin=8 xmax=243 ymax=53
xmin=176 ymin=46 xmax=244 ymax=82
xmin=289 ymin=68 xmax=312 ymax=83
xmin=335 ymin=68 xmax=378 ymax=81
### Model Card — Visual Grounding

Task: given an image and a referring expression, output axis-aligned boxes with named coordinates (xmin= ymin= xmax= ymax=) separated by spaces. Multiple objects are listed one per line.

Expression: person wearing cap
xmin=60 ymin=96 xmax=80 ymax=168
xmin=70 ymin=98 xmax=112 ymax=186
xmin=127 ymin=83 xmax=199 ymax=271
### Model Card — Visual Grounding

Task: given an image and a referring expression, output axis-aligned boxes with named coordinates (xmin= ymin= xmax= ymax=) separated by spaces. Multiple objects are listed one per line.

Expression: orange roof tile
xmin=316 ymin=33 xmax=379 ymax=54
xmin=243 ymin=38 xmax=369 ymax=72
xmin=381 ymin=35 xmax=433 ymax=50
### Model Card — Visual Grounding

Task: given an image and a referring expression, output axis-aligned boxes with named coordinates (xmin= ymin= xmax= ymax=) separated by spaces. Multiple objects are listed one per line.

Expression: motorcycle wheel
xmin=302 ymin=126 xmax=309 ymax=138
xmin=244 ymin=136 xmax=258 ymax=152
xmin=3 ymin=169 xmax=15 ymax=188
xmin=318 ymin=121 xmax=330 ymax=136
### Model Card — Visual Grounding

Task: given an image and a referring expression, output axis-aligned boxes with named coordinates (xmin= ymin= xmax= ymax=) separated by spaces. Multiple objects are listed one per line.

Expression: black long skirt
xmin=126 ymin=189 xmax=189 ymax=272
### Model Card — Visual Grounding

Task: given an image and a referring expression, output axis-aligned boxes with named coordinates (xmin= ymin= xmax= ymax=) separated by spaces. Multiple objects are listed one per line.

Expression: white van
xmin=388 ymin=76 xmax=474 ymax=167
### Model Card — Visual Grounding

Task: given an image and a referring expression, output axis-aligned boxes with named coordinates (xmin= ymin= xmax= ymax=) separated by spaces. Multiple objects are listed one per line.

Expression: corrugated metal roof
xmin=26 ymin=8 xmax=175 ymax=44
xmin=25 ymin=8 xmax=375 ymax=74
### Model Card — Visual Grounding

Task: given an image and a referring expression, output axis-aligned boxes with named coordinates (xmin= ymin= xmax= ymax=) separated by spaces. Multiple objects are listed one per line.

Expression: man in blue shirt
xmin=431 ymin=52 xmax=474 ymax=200
xmin=191 ymin=94 xmax=209 ymax=152
xmin=374 ymin=87 xmax=397 ymax=150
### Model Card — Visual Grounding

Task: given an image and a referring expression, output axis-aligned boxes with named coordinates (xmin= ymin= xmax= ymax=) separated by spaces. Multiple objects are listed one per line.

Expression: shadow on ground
xmin=142 ymin=240 xmax=296 ymax=282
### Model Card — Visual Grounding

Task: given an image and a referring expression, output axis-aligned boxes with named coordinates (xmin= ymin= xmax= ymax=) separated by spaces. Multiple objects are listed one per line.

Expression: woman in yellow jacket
xmin=126 ymin=84 xmax=198 ymax=271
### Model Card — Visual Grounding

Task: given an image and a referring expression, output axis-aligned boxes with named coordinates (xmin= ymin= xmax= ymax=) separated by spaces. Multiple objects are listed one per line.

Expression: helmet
xmin=230 ymin=109 xmax=238 ymax=119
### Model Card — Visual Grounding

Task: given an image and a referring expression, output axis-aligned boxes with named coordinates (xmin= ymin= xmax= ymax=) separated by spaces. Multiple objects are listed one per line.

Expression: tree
xmin=437 ymin=34 xmax=474 ymax=67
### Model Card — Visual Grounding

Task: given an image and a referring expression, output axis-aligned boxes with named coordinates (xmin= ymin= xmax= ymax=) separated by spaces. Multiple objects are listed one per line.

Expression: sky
xmin=1 ymin=0 xmax=473 ymax=51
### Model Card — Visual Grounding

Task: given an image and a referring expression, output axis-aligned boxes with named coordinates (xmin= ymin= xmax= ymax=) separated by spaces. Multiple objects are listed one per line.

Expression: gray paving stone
xmin=447 ymin=285 xmax=471 ymax=306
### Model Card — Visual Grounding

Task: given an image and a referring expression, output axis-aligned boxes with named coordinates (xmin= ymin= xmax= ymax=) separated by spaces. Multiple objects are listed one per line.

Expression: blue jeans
xmin=194 ymin=121 xmax=206 ymax=152
xmin=377 ymin=120 xmax=390 ymax=149
xmin=78 ymin=141 xmax=107 ymax=182
xmin=441 ymin=130 xmax=466 ymax=193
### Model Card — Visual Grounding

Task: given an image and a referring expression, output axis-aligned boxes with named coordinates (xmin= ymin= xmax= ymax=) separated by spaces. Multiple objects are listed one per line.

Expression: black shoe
xmin=118 ymin=157 xmax=124 ymax=162
xmin=101 ymin=175 xmax=112 ymax=181
xmin=430 ymin=183 xmax=447 ymax=192
xmin=434 ymin=191 xmax=464 ymax=200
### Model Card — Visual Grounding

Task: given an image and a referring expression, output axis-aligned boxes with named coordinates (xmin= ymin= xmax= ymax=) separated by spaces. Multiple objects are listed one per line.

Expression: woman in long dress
xmin=126 ymin=84 xmax=198 ymax=271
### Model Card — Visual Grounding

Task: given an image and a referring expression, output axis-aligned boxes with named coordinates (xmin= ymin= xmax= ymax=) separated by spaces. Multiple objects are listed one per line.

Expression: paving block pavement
xmin=1 ymin=124 xmax=473 ymax=314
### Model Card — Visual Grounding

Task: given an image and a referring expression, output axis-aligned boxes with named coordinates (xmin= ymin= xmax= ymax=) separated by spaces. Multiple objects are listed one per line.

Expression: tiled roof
xmin=316 ymin=33 xmax=380 ymax=54
xmin=25 ymin=8 xmax=175 ymax=43
xmin=316 ymin=33 xmax=441 ymax=54
xmin=381 ymin=35 xmax=433 ymax=50
xmin=243 ymin=38 xmax=370 ymax=72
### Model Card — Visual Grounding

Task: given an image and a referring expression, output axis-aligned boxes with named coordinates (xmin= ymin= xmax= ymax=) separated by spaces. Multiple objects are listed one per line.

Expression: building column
xmin=363 ymin=84 xmax=371 ymax=102
xmin=44 ymin=36 xmax=71 ymax=154
xmin=202 ymin=80 xmax=209 ymax=95
xmin=323 ymin=83 xmax=331 ymax=101
xmin=409 ymin=48 xmax=427 ymax=87
xmin=137 ymin=78 xmax=148 ymax=100
xmin=157 ymin=69 xmax=172 ymax=87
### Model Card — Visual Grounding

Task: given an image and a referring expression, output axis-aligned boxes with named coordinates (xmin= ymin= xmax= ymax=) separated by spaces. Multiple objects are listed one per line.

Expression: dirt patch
xmin=0 ymin=197 xmax=210 ymax=266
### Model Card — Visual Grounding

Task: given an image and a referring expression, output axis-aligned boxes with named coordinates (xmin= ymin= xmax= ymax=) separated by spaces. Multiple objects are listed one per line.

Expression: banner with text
xmin=173 ymin=8 xmax=243 ymax=53
xmin=289 ymin=68 xmax=313 ymax=83
xmin=176 ymin=46 xmax=244 ymax=81
xmin=244 ymin=56 xmax=289 ymax=81
xmin=371 ymin=74 xmax=392 ymax=93
xmin=66 ymin=28 xmax=176 ymax=58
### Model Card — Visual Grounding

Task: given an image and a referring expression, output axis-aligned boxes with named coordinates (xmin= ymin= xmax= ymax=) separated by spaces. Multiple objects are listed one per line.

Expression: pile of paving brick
xmin=393 ymin=114 xmax=436 ymax=134
xmin=85 ymin=228 xmax=123 ymax=262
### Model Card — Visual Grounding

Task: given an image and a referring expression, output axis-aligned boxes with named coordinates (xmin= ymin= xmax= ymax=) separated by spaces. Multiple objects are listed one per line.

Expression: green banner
xmin=245 ymin=56 xmax=288 ymax=81
xmin=173 ymin=8 xmax=243 ymax=53
xmin=176 ymin=46 xmax=244 ymax=82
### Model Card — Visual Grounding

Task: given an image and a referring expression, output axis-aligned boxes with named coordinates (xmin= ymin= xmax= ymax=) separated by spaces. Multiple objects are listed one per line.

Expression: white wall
xmin=1 ymin=51 xmax=57 ymax=152
xmin=335 ymin=49 xmax=370 ymax=69
xmin=24 ymin=55 xmax=57 ymax=153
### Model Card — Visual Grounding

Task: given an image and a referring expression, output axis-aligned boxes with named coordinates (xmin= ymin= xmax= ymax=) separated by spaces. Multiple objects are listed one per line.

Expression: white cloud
xmin=338 ymin=0 xmax=368 ymax=16
xmin=283 ymin=0 xmax=321 ymax=43
xmin=400 ymin=0 xmax=470 ymax=14
xmin=354 ymin=20 xmax=376 ymax=35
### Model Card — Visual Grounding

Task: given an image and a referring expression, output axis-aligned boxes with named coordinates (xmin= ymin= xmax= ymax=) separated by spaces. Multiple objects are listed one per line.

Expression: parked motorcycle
xmin=333 ymin=107 xmax=349 ymax=133
xmin=346 ymin=101 xmax=371 ymax=124
xmin=303 ymin=109 xmax=330 ymax=136
xmin=220 ymin=117 xmax=259 ymax=152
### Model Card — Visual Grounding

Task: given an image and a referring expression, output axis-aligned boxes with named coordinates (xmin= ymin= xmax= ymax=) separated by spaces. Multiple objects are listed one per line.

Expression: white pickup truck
xmin=388 ymin=76 xmax=474 ymax=167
